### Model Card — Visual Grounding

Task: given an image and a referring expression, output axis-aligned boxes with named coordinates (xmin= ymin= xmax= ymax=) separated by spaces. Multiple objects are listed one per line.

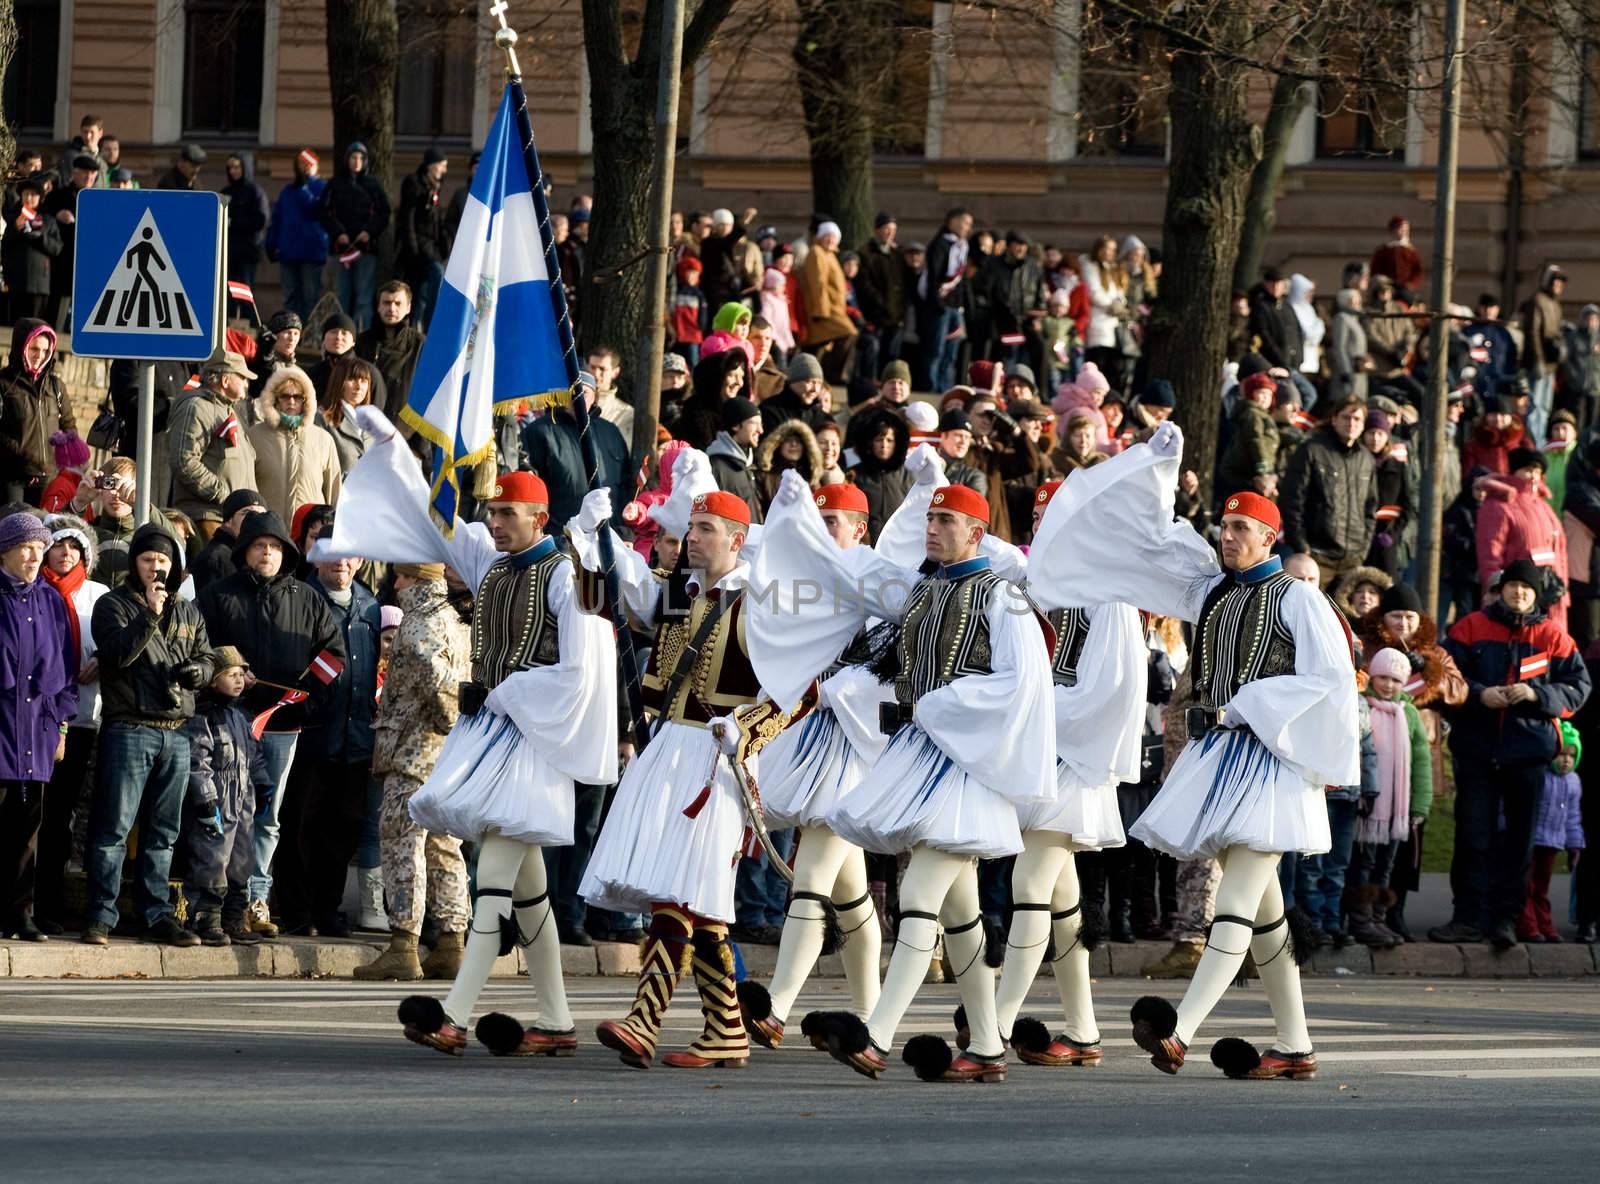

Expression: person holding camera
xmin=81 ymin=522 xmax=214 ymax=947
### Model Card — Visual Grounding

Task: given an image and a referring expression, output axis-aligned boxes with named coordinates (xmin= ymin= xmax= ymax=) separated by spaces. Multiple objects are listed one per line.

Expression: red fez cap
xmin=1221 ymin=490 xmax=1281 ymax=534
xmin=814 ymin=483 xmax=868 ymax=515
xmin=930 ymin=484 xmax=989 ymax=523
xmin=691 ymin=490 xmax=751 ymax=528
xmin=490 ymin=471 xmax=549 ymax=505
xmin=1034 ymin=479 xmax=1065 ymax=507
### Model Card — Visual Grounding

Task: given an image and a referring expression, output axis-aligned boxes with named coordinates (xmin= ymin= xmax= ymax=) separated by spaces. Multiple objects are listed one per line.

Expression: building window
xmin=183 ymin=0 xmax=265 ymax=136
xmin=872 ymin=1 xmax=935 ymax=158
xmin=3 ymin=0 xmax=61 ymax=136
xmin=1077 ymin=3 xmax=1168 ymax=158
xmin=1315 ymin=13 xmax=1409 ymax=160
xmin=1581 ymin=42 xmax=1600 ymax=160
xmin=396 ymin=0 xmax=476 ymax=144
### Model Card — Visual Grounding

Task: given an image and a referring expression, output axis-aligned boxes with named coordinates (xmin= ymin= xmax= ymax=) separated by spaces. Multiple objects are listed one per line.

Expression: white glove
xmin=343 ymin=401 xmax=396 ymax=443
xmin=709 ymin=715 xmax=740 ymax=755
xmin=773 ymin=468 xmax=811 ymax=509
xmin=575 ymin=488 xmax=612 ymax=533
xmin=904 ymin=442 xmax=946 ymax=486
xmin=1149 ymin=420 xmax=1183 ymax=457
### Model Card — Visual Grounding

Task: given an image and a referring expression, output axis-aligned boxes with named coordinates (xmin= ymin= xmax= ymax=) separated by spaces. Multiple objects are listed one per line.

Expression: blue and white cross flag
xmin=402 ymin=83 xmax=574 ymax=528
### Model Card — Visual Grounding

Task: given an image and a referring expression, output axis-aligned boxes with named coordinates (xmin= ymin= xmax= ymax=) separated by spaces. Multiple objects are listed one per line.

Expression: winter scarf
xmin=1363 ymin=695 xmax=1413 ymax=843
xmin=41 ymin=561 xmax=87 ymax=655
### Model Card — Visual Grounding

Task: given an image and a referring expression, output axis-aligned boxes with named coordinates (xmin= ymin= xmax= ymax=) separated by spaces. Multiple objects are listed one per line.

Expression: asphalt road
xmin=2 ymin=976 xmax=1596 ymax=1182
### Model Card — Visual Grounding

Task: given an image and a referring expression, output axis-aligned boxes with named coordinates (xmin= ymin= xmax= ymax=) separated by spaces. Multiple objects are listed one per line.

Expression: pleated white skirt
xmin=757 ymin=707 xmax=869 ymax=832
xmin=409 ymin=710 xmax=574 ymax=847
xmin=1015 ymin=761 xmax=1127 ymax=850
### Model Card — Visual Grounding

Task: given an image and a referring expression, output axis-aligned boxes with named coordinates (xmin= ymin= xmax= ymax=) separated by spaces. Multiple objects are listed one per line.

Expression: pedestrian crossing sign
xmin=71 ymin=189 xmax=223 ymax=361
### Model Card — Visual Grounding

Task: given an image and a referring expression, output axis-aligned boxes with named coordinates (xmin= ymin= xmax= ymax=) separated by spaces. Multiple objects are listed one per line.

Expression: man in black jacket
xmin=82 ymin=523 xmax=214 ymax=947
xmin=320 ymin=142 xmax=390 ymax=332
xmin=356 ymin=281 xmax=426 ymax=418
xmin=1247 ymin=268 xmax=1305 ymax=374
xmin=519 ymin=381 xmax=630 ymax=535
xmin=707 ymin=397 xmax=765 ymax=524
xmin=854 ymin=212 xmax=907 ymax=383
xmin=917 ymin=207 xmax=973 ymax=392
xmin=198 ymin=511 xmax=344 ymax=937
xmin=191 ymin=488 xmax=265 ymax=595
xmin=1279 ymin=397 xmax=1379 ymax=589
xmin=397 ymin=149 xmax=451 ymax=329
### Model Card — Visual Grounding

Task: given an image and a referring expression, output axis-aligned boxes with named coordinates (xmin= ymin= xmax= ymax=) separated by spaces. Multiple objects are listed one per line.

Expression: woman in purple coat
xmin=0 ymin=512 xmax=79 ymax=940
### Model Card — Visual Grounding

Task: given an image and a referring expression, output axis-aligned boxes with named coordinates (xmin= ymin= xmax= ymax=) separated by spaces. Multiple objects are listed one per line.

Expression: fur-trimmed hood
xmin=1330 ymin=565 xmax=1393 ymax=620
xmin=755 ymin=418 xmax=825 ymax=483
xmin=1354 ymin=609 xmax=1466 ymax=710
xmin=254 ymin=365 xmax=317 ymax=432
xmin=43 ymin=512 xmax=97 ymax=575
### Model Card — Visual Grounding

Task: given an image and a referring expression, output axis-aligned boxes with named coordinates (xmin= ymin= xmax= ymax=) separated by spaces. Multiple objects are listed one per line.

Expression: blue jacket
xmin=266 ymin=177 xmax=329 ymax=265
xmin=300 ymin=577 xmax=381 ymax=763
xmin=0 ymin=571 xmax=78 ymax=782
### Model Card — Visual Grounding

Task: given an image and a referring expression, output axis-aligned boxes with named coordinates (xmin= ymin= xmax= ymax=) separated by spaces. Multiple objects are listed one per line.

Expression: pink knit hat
xmin=1051 ymin=362 xmax=1110 ymax=415
xmin=1368 ymin=647 xmax=1410 ymax=682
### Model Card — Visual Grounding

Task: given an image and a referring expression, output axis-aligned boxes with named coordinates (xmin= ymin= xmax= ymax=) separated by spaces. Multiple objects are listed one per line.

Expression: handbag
xmin=86 ymin=400 xmax=123 ymax=452
xmin=1115 ymin=318 xmax=1142 ymax=359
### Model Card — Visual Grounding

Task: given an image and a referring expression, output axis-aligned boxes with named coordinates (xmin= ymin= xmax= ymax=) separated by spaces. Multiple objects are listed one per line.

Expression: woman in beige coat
xmin=246 ymin=365 xmax=343 ymax=523
xmin=799 ymin=221 xmax=857 ymax=383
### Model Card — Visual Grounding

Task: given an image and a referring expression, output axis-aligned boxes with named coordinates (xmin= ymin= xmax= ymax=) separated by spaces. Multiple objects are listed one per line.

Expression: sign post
xmin=71 ymin=189 xmax=223 ymax=525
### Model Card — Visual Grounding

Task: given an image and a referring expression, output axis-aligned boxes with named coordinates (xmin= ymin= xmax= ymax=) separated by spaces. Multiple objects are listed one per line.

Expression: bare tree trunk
xmin=793 ymin=0 xmax=890 ymax=248
xmin=579 ymin=0 xmax=733 ymax=370
xmin=0 ymin=0 xmax=16 ymax=181
xmin=1233 ymin=33 xmax=1317 ymax=294
xmin=1145 ymin=12 xmax=1261 ymax=506
xmin=324 ymin=0 xmax=399 ymax=193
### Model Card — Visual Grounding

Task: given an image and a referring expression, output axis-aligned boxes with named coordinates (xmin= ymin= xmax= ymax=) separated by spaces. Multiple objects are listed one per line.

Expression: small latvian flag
xmin=215 ymin=412 xmax=241 ymax=448
xmin=1518 ymin=651 xmax=1550 ymax=682
xmin=307 ymin=648 xmax=345 ymax=685
xmin=252 ymin=689 xmax=309 ymax=740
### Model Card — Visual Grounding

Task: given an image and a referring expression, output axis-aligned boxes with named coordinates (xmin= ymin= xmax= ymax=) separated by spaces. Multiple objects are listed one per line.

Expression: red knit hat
xmin=930 ymin=484 xmax=989 ymax=523
xmin=691 ymin=490 xmax=751 ymax=528
xmin=1221 ymin=490 xmax=1281 ymax=533
xmin=1240 ymin=372 xmax=1277 ymax=401
xmin=1034 ymin=479 xmax=1065 ymax=507
xmin=490 ymin=471 xmax=549 ymax=505
xmin=814 ymin=483 xmax=868 ymax=515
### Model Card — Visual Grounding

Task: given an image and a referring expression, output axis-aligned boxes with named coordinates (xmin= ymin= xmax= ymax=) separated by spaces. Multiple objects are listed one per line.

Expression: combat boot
xmin=353 ymin=930 xmax=424 ymax=981
xmin=420 ymin=930 xmax=465 ymax=979
xmin=1140 ymin=939 xmax=1203 ymax=979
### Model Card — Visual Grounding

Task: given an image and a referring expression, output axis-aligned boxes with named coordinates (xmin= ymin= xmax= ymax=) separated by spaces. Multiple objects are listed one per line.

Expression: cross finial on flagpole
xmin=491 ymin=0 xmax=521 ymax=76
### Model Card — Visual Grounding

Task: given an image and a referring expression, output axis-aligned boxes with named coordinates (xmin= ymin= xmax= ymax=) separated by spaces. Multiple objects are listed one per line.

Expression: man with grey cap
xmin=760 ymin=352 xmax=833 ymax=437
xmin=155 ymin=143 xmax=206 ymax=191
xmin=168 ymin=352 xmax=259 ymax=533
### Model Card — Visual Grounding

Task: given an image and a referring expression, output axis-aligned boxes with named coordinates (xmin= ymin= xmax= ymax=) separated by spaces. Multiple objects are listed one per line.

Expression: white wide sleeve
xmin=308 ymin=431 xmax=500 ymax=590
xmin=567 ymin=523 xmax=663 ymax=627
xmin=1223 ymin=579 xmax=1360 ymax=787
xmin=1028 ymin=424 xmax=1222 ymax=621
xmin=646 ymin=448 xmax=717 ymax=540
xmin=748 ymin=485 xmax=916 ymax=711
xmin=913 ymin=588 xmax=1057 ymax=805
xmin=871 ymin=472 xmax=943 ymax=571
xmin=1055 ymin=604 xmax=1147 ymax=788
xmin=484 ymin=562 xmax=620 ymax=785
xmin=980 ymin=533 xmax=1029 ymax=583
xmin=818 ymin=663 xmax=894 ymax=763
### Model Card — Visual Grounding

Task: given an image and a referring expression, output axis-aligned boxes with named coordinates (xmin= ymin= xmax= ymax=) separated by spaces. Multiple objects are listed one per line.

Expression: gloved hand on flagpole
xmin=576 ymin=488 xmax=613 ymax=534
xmin=343 ymin=401 xmax=397 ymax=444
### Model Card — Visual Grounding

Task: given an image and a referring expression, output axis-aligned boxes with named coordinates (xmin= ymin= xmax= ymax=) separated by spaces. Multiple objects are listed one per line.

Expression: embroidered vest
xmin=1191 ymin=571 xmax=1298 ymax=709
xmin=470 ymin=547 xmax=567 ymax=689
xmin=894 ymin=567 xmax=1004 ymax=705
xmin=1047 ymin=607 xmax=1092 ymax=688
xmin=642 ymin=590 xmax=761 ymax=726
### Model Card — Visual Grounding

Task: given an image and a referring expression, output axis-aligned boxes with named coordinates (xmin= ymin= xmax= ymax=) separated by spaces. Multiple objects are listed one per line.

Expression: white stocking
xmin=994 ymin=832 xmax=1074 ymax=1038
xmin=767 ymin=827 xmax=854 ymax=1024
xmin=512 ymin=840 xmax=573 ymax=1032
xmin=442 ymin=833 xmax=528 ymax=1028
xmin=1250 ymin=871 xmax=1312 ymax=1053
xmin=939 ymin=861 xmax=1004 ymax=1058
xmin=1173 ymin=846 xmax=1281 ymax=1046
xmin=864 ymin=845 xmax=967 ymax=1052
xmin=831 ymin=843 xmax=881 ymax=1018
xmin=1050 ymin=847 xmax=1098 ymax=1043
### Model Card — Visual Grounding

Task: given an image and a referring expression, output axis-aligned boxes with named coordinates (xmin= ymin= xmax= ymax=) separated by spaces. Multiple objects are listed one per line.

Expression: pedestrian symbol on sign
xmin=86 ymin=210 xmax=200 ymax=336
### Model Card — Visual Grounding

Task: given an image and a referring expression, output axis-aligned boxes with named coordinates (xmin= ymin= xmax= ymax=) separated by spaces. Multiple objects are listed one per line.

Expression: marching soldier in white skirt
xmin=751 ymin=460 xmax=1056 ymax=1083
xmin=310 ymin=401 xmax=618 ymax=1058
xmin=1028 ymin=423 xmax=1359 ymax=1080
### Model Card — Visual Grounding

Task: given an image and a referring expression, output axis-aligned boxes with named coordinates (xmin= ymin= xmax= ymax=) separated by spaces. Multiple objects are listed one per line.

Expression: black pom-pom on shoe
xmin=1210 ymin=1037 xmax=1262 ymax=1079
xmin=806 ymin=1010 xmax=869 ymax=1055
xmin=902 ymin=1034 xmax=955 ymax=1081
xmin=736 ymin=979 xmax=772 ymax=1022
xmin=1009 ymin=1016 xmax=1053 ymax=1055
xmin=397 ymin=995 xmax=446 ymax=1034
xmin=1130 ymin=995 xmax=1178 ymax=1053
xmin=474 ymin=1011 xmax=527 ymax=1056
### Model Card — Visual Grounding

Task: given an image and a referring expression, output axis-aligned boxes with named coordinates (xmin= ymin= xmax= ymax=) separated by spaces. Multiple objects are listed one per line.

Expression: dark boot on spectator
xmin=1368 ymin=889 xmax=1404 ymax=946
xmin=144 ymin=916 xmax=201 ymax=948
xmin=353 ymin=931 xmax=425 ymax=980
xmin=191 ymin=911 xmax=230 ymax=947
xmin=1347 ymin=886 xmax=1398 ymax=948
xmin=420 ymin=930 xmax=465 ymax=979
xmin=1428 ymin=920 xmax=1483 ymax=943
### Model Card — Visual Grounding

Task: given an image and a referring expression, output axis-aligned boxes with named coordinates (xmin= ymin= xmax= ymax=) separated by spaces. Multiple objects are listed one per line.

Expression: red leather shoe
xmin=829 ymin=1042 xmax=888 ymax=1080
xmin=746 ymin=1013 xmax=784 ymax=1050
xmin=1247 ymin=1050 xmax=1318 ymax=1080
xmin=512 ymin=1027 xmax=578 ymax=1057
xmin=661 ymin=1050 xmax=749 ymax=1069
xmin=404 ymin=1020 xmax=467 ymax=1057
xmin=1018 ymin=1037 xmax=1103 ymax=1067
xmin=1142 ymin=1034 xmax=1187 ymax=1075
xmin=939 ymin=1053 xmax=1007 ymax=1083
xmin=594 ymin=1020 xmax=652 ymax=1069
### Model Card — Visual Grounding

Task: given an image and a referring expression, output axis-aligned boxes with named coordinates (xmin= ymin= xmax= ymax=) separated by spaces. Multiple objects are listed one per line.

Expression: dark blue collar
xmin=1235 ymin=555 xmax=1283 ymax=584
xmin=508 ymin=536 xmax=557 ymax=570
xmin=921 ymin=555 xmax=992 ymax=581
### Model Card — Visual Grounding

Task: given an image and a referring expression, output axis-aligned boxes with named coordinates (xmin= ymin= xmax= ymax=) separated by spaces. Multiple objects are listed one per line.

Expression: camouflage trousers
xmin=1170 ymin=856 xmax=1222 ymax=944
xmin=380 ymin=774 xmax=471 ymax=935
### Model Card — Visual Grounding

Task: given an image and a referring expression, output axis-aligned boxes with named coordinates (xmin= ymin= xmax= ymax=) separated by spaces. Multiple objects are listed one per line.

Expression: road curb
xmin=2 ymin=935 xmax=1594 ymax=980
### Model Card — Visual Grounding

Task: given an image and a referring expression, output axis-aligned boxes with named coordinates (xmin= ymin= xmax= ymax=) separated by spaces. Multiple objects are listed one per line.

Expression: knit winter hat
xmin=1557 ymin=720 xmax=1582 ymax=769
xmin=0 ymin=512 xmax=51 ymax=555
xmin=1142 ymin=379 xmax=1175 ymax=408
xmin=1368 ymin=647 xmax=1410 ymax=683
xmin=211 ymin=645 xmax=250 ymax=673
xmin=380 ymin=606 xmax=404 ymax=632
xmin=720 ymin=397 xmax=761 ymax=430
xmin=786 ymin=353 xmax=824 ymax=383
xmin=50 ymin=430 xmax=90 ymax=471
xmin=1380 ymin=583 xmax=1424 ymax=615
xmin=394 ymin=563 xmax=445 ymax=583
xmin=880 ymin=360 xmax=912 ymax=386
xmin=1508 ymin=446 xmax=1546 ymax=474
xmin=904 ymin=402 xmax=939 ymax=434
xmin=1499 ymin=558 xmax=1545 ymax=593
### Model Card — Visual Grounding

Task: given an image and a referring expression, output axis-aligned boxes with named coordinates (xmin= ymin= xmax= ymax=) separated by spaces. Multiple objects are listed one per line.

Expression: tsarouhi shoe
xmin=398 ymin=996 xmax=467 ymax=1056
xmin=1131 ymin=996 xmax=1187 ymax=1074
xmin=1010 ymin=1016 xmax=1102 ymax=1066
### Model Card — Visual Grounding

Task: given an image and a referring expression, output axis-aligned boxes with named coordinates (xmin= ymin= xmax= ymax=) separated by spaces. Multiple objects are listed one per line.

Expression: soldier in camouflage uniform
xmin=354 ymin=563 xmax=472 ymax=981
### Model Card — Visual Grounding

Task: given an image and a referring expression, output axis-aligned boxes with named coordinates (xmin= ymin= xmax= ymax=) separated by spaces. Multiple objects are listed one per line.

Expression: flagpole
xmin=493 ymin=5 xmax=651 ymax=750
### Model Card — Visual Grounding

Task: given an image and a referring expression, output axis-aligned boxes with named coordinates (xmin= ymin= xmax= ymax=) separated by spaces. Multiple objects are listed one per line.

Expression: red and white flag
xmin=1519 ymin=651 xmax=1550 ymax=681
xmin=307 ymin=648 xmax=345 ymax=685
xmin=215 ymin=413 xmax=241 ymax=448
xmin=251 ymin=690 xmax=309 ymax=740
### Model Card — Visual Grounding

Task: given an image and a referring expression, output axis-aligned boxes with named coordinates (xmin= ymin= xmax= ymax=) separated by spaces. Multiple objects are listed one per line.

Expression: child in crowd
xmin=183 ymin=646 xmax=273 ymax=947
xmin=671 ymin=256 xmax=706 ymax=369
xmin=1041 ymin=287 xmax=1081 ymax=393
xmin=1346 ymin=647 xmax=1433 ymax=948
xmin=702 ymin=301 xmax=755 ymax=368
xmin=1520 ymin=722 xmax=1585 ymax=942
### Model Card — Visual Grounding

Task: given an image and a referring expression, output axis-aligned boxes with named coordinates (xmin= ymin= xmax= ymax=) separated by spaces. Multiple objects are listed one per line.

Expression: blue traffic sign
xmin=71 ymin=189 xmax=223 ymax=361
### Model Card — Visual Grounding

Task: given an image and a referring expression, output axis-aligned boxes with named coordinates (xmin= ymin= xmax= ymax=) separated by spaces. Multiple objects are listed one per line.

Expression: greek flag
xmin=403 ymin=83 xmax=573 ymax=527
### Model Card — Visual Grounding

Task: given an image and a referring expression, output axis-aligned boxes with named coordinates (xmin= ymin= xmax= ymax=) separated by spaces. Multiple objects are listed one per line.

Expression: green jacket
xmin=1219 ymin=398 xmax=1279 ymax=493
